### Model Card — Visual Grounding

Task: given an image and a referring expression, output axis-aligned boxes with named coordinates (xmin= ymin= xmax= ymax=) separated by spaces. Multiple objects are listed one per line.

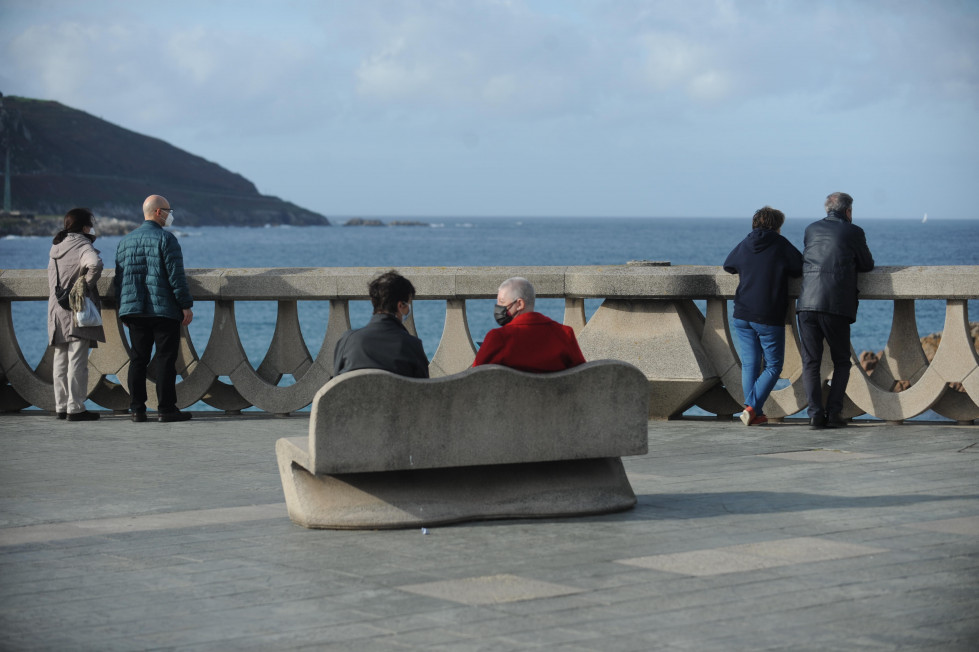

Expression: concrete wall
xmin=2 ymin=265 xmax=978 ymax=422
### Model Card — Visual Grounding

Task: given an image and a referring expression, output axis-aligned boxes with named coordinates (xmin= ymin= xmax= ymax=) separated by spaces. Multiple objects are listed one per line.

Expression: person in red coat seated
xmin=472 ymin=277 xmax=586 ymax=372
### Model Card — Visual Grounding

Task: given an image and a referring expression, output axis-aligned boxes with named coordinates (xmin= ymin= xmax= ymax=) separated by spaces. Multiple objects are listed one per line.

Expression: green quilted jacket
xmin=114 ymin=221 xmax=193 ymax=320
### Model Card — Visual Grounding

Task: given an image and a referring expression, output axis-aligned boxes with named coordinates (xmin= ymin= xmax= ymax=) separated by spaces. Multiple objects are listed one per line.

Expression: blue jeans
xmin=733 ymin=319 xmax=785 ymax=414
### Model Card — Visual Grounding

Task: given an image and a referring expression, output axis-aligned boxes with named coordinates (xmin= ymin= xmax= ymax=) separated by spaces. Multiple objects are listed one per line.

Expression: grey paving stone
xmin=907 ymin=514 xmax=979 ymax=534
xmin=398 ymin=573 xmax=586 ymax=605
xmin=2 ymin=415 xmax=978 ymax=650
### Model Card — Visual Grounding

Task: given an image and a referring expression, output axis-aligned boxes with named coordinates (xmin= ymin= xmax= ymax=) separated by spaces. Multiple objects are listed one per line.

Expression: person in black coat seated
xmin=333 ymin=270 xmax=429 ymax=378
xmin=797 ymin=192 xmax=875 ymax=429
xmin=724 ymin=206 xmax=803 ymax=426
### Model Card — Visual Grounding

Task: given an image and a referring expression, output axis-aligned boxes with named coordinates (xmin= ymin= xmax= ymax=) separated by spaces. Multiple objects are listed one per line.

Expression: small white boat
xmin=922 ymin=213 xmax=928 ymax=223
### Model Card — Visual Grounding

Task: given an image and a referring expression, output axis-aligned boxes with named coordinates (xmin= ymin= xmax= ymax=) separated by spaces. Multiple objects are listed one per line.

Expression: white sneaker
xmin=740 ymin=407 xmax=754 ymax=426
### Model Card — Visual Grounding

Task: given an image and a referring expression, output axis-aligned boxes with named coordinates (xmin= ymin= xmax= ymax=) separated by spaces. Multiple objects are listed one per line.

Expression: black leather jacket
xmin=796 ymin=211 xmax=875 ymax=323
xmin=333 ymin=313 xmax=429 ymax=378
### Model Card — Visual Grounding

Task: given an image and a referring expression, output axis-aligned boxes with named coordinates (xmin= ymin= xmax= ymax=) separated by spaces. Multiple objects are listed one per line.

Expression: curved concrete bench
xmin=275 ymin=360 xmax=650 ymax=529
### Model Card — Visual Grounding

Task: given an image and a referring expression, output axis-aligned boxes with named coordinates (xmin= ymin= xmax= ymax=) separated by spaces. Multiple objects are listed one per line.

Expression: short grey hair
xmin=498 ymin=277 xmax=535 ymax=312
xmin=825 ymin=192 xmax=853 ymax=214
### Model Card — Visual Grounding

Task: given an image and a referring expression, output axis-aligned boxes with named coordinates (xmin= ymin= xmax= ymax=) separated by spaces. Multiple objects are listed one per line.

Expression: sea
xmin=2 ymin=216 xmax=978 ymax=415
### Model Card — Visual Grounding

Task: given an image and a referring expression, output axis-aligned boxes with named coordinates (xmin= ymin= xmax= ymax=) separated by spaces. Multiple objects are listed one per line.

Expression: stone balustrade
xmin=1 ymin=265 xmax=977 ymax=423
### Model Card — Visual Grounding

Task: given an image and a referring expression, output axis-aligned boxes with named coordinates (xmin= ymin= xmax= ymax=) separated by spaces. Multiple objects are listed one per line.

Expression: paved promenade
xmin=0 ymin=412 xmax=976 ymax=651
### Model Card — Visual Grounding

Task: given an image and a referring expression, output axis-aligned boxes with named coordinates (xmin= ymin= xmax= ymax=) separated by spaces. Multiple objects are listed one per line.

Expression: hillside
xmin=0 ymin=94 xmax=329 ymax=227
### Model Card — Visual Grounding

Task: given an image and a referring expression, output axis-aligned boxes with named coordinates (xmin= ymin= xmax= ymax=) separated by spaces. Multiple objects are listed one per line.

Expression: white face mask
xmin=89 ymin=228 xmax=97 ymax=237
xmin=164 ymin=213 xmax=174 ymax=228
xmin=401 ymin=304 xmax=411 ymax=322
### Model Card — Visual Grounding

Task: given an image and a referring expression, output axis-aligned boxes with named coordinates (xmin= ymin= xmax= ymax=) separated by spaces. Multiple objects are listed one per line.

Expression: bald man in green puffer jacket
xmin=114 ymin=194 xmax=194 ymax=423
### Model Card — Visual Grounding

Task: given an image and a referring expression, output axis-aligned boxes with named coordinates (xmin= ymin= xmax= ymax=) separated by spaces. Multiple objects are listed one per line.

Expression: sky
xmin=1 ymin=0 xmax=978 ymax=220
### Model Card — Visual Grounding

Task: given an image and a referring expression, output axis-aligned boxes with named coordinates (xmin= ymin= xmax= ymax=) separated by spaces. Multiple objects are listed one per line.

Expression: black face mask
xmin=494 ymin=302 xmax=515 ymax=326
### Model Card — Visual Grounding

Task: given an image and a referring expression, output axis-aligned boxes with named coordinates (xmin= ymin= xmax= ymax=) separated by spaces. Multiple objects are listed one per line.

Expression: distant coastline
xmin=0 ymin=213 xmax=139 ymax=238
xmin=0 ymin=213 xmax=334 ymax=238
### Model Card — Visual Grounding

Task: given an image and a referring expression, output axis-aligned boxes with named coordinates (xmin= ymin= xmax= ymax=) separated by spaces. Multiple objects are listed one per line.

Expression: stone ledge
xmin=3 ymin=265 xmax=978 ymax=300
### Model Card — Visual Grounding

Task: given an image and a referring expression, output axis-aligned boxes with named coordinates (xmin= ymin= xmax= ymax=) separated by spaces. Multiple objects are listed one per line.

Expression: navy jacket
xmin=114 ymin=220 xmax=193 ymax=321
xmin=333 ymin=313 xmax=429 ymax=378
xmin=796 ymin=212 xmax=875 ymax=323
xmin=724 ymin=228 xmax=803 ymax=326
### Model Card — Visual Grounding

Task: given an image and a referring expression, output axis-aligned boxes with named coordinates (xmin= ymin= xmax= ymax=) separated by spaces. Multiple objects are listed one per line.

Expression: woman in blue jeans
xmin=723 ymin=207 xmax=803 ymax=426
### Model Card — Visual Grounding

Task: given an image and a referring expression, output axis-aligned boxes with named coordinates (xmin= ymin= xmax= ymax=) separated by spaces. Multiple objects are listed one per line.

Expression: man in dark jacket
xmin=797 ymin=192 xmax=875 ymax=429
xmin=724 ymin=206 xmax=803 ymax=426
xmin=333 ymin=271 xmax=429 ymax=378
xmin=114 ymin=195 xmax=194 ymax=423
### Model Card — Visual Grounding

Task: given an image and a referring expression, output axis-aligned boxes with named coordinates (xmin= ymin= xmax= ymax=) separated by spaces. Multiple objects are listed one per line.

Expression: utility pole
xmin=3 ymin=147 xmax=10 ymax=214
xmin=0 ymin=92 xmax=10 ymax=214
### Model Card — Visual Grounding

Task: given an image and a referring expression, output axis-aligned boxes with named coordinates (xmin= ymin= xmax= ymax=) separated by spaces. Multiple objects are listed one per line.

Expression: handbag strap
xmin=53 ymin=258 xmax=65 ymax=292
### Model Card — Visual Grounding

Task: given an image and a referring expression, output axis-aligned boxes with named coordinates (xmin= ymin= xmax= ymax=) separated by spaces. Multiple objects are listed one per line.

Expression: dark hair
xmin=52 ymin=208 xmax=95 ymax=244
xmin=751 ymin=206 xmax=785 ymax=231
xmin=369 ymin=270 xmax=415 ymax=314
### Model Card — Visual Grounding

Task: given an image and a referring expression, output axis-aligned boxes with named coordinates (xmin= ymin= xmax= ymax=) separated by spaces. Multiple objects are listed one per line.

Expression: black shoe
xmin=67 ymin=411 xmax=100 ymax=421
xmin=131 ymin=411 xmax=147 ymax=423
xmin=809 ymin=413 xmax=826 ymax=430
xmin=56 ymin=412 xmax=67 ymax=420
xmin=158 ymin=411 xmax=192 ymax=423
xmin=825 ymin=414 xmax=848 ymax=428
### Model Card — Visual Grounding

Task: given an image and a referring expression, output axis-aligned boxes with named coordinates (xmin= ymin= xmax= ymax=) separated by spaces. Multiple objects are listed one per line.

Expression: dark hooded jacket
xmin=796 ymin=211 xmax=875 ymax=323
xmin=724 ymin=228 xmax=803 ymax=326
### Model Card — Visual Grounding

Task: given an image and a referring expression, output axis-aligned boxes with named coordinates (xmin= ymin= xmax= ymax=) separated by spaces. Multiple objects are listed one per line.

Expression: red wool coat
xmin=472 ymin=312 xmax=586 ymax=373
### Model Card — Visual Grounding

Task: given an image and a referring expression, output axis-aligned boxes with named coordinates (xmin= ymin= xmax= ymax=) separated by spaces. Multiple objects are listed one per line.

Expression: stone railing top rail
xmin=3 ymin=265 xmax=978 ymax=301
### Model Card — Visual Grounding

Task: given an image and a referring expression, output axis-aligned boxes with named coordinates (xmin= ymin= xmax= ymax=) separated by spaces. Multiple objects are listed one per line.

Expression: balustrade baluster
xmin=429 ymin=298 xmax=476 ymax=377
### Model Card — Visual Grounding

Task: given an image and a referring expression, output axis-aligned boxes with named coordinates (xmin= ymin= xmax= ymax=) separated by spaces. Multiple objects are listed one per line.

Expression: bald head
xmin=143 ymin=195 xmax=171 ymax=223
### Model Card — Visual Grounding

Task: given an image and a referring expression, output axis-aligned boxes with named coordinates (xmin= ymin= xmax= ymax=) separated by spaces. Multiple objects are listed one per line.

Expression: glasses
xmin=159 ymin=208 xmax=173 ymax=214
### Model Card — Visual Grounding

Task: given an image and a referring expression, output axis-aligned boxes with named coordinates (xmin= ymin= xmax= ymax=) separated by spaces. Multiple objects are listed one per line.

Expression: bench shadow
xmin=466 ymin=491 xmax=977 ymax=528
xmin=627 ymin=491 xmax=978 ymax=519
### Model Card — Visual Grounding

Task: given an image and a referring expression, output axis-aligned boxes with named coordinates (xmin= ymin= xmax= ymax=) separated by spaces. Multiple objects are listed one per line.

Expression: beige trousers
xmin=53 ymin=339 xmax=90 ymax=414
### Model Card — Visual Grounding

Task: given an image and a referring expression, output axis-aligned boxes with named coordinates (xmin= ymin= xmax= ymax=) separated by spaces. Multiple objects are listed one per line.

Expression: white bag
xmin=75 ymin=297 xmax=102 ymax=327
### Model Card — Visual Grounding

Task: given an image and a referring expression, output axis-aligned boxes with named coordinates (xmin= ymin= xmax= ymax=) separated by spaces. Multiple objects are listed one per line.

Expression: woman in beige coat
xmin=47 ymin=208 xmax=106 ymax=421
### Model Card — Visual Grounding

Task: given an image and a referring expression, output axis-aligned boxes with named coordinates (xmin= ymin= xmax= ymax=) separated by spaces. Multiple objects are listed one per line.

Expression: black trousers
xmin=797 ymin=311 xmax=852 ymax=419
xmin=124 ymin=316 xmax=181 ymax=413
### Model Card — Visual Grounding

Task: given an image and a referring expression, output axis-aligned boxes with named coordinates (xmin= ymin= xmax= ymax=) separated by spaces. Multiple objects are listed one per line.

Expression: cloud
xmin=611 ymin=0 xmax=979 ymax=110
xmin=352 ymin=1 xmax=595 ymax=117
xmin=4 ymin=0 xmax=976 ymax=130
xmin=630 ymin=31 xmax=738 ymax=104
xmin=2 ymin=5 xmax=338 ymax=140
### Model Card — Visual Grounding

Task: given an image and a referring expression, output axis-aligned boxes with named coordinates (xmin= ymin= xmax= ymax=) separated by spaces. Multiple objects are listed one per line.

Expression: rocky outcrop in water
xmin=342 ymin=218 xmax=429 ymax=227
xmin=343 ymin=218 xmax=385 ymax=226
xmin=859 ymin=322 xmax=979 ymax=392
